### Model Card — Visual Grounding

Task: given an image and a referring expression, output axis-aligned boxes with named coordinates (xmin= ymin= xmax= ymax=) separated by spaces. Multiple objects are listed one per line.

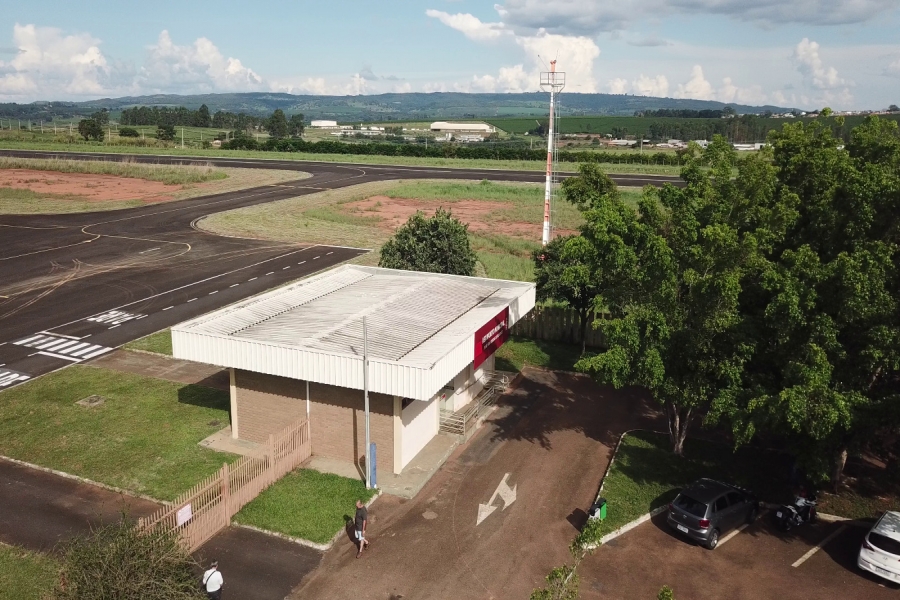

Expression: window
xmin=869 ymin=533 xmax=900 ymax=556
xmin=673 ymin=495 xmax=708 ymax=518
xmin=714 ymin=496 xmax=729 ymax=512
xmin=726 ymin=492 xmax=743 ymax=507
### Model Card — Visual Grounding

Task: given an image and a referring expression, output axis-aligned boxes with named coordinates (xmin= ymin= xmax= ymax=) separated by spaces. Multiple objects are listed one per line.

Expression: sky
xmin=1 ymin=0 xmax=898 ymax=110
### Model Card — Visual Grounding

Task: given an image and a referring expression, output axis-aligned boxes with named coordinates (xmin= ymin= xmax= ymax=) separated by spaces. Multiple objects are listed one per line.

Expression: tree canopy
xmin=77 ymin=119 xmax=104 ymax=141
xmin=265 ymin=109 xmax=289 ymax=139
xmin=378 ymin=208 xmax=477 ymax=276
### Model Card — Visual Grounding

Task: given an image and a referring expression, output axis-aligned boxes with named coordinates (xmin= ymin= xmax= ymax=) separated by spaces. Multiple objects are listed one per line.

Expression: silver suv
xmin=667 ymin=479 xmax=759 ymax=549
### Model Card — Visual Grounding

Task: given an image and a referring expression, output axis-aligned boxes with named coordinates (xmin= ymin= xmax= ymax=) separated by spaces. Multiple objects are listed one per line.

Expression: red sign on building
xmin=474 ymin=307 xmax=510 ymax=369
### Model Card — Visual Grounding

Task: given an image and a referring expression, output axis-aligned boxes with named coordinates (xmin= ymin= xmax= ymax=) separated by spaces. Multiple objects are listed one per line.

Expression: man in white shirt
xmin=202 ymin=560 xmax=224 ymax=599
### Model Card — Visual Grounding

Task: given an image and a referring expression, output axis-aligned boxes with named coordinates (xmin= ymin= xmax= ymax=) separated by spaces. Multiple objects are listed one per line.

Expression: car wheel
xmin=706 ymin=529 xmax=719 ymax=550
xmin=747 ymin=507 xmax=758 ymax=524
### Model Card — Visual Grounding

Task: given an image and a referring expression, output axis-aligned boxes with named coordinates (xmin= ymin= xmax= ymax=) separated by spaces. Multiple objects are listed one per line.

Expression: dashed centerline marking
xmin=108 ymin=325 xmax=120 ymax=329
xmin=209 ymin=291 xmax=218 ymax=295
xmin=187 ymin=298 xmax=197 ymax=303
xmin=326 ymin=251 xmax=333 ymax=255
xmin=229 ymin=284 xmax=239 ymax=288
xmin=265 ymin=272 xmax=274 ymax=276
xmin=298 ymin=261 xmax=306 ymax=265
xmin=313 ymin=256 xmax=320 ymax=260
xmin=162 ymin=306 xmax=173 ymax=311
xmin=792 ymin=525 xmax=848 ymax=567
xmin=248 ymin=277 xmax=257 ymax=281
xmin=283 ymin=266 xmax=290 ymax=270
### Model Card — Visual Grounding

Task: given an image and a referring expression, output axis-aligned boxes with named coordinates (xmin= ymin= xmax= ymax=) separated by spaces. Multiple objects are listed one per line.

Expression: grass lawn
xmin=594 ymin=431 xmax=794 ymax=539
xmin=0 ymin=366 xmax=233 ymax=501
xmin=0 ymin=544 xmax=59 ymax=600
xmin=0 ymin=140 xmax=684 ymax=176
xmin=494 ymin=336 xmax=586 ymax=373
xmin=234 ymin=469 xmax=378 ymax=544
xmin=0 ymin=156 xmax=225 ymax=185
xmin=124 ymin=329 xmax=173 ymax=355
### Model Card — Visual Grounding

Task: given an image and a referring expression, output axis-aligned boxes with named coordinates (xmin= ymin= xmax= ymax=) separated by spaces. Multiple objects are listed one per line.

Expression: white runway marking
xmin=283 ymin=266 xmax=290 ymax=270
xmin=139 ymin=247 xmax=160 ymax=254
xmin=162 ymin=306 xmax=173 ymax=311
xmin=313 ymin=256 xmax=320 ymax=260
xmin=229 ymin=284 xmax=239 ymax=288
xmin=209 ymin=290 xmax=218 ymax=295
xmin=298 ymin=261 xmax=306 ymax=265
xmin=0 ymin=368 xmax=30 ymax=388
xmin=108 ymin=325 xmax=119 ymax=329
xmin=248 ymin=277 xmax=257 ymax=281
xmin=326 ymin=251 xmax=333 ymax=255
xmin=187 ymin=298 xmax=197 ymax=303
xmin=14 ymin=334 xmax=112 ymax=362
xmin=87 ymin=310 xmax=144 ymax=326
xmin=266 ymin=272 xmax=274 ymax=276
xmin=793 ymin=525 xmax=848 ymax=567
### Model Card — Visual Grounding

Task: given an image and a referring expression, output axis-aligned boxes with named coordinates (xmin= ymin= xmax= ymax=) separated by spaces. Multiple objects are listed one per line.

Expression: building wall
xmin=233 ymin=370 xmax=396 ymax=477
xmin=401 ymin=397 xmax=438 ymax=469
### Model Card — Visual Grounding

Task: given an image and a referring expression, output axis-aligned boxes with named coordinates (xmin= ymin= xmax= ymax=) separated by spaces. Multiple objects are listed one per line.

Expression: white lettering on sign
xmin=175 ymin=503 xmax=193 ymax=527
xmin=481 ymin=321 xmax=506 ymax=346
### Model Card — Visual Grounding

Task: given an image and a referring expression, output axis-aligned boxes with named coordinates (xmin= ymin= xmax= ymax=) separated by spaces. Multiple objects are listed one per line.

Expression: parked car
xmin=858 ymin=510 xmax=900 ymax=583
xmin=667 ymin=478 xmax=759 ymax=550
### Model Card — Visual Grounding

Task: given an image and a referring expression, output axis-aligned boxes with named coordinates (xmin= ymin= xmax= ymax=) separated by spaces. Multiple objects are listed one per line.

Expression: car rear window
xmin=870 ymin=532 xmax=900 ymax=556
xmin=674 ymin=494 xmax=708 ymax=517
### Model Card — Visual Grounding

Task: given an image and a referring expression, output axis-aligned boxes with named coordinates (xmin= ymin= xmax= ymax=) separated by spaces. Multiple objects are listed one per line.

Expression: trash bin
xmin=588 ymin=498 xmax=607 ymax=521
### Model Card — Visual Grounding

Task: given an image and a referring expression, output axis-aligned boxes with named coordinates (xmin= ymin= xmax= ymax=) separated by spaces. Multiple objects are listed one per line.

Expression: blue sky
xmin=1 ymin=0 xmax=898 ymax=110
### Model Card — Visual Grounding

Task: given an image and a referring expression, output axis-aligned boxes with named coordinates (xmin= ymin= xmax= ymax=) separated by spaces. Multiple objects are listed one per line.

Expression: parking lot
xmin=578 ymin=511 xmax=899 ymax=599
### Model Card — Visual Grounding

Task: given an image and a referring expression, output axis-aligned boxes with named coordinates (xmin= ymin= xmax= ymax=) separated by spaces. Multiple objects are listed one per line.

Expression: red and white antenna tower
xmin=540 ymin=60 xmax=565 ymax=246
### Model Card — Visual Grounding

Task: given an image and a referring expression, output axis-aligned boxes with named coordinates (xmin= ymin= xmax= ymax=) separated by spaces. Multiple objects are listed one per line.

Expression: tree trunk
xmin=832 ymin=446 xmax=848 ymax=493
xmin=578 ymin=309 xmax=589 ymax=355
xmin=666 ymin=402 xmax=692 ymax=456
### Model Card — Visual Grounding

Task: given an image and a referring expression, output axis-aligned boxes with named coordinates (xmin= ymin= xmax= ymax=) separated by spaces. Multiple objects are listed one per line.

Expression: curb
xmin=233 ymin=490 xmax=382 ymax=552
xmin=0 ymin=454 xmax=170 ymax=507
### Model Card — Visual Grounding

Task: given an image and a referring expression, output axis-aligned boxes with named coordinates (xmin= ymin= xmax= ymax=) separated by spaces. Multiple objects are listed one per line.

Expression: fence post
xmin=268 ymin=434 xmax=276 ymax=485
xmin=221 ymin=462 xmax=231 ymax=521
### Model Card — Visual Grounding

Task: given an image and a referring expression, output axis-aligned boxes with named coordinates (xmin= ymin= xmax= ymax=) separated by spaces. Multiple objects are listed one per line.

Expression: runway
xmin=0 ymin=149 xmax=682 ymax=389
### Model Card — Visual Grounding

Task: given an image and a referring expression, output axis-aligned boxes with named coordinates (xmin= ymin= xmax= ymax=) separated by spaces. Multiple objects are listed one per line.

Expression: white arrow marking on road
xmin=476 ymin=473 xmax=517 ymax=526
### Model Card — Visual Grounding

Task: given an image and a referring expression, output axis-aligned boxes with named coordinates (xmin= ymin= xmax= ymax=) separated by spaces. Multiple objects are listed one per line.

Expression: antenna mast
xmin=540 ymin=61 xmax=565 ymax=246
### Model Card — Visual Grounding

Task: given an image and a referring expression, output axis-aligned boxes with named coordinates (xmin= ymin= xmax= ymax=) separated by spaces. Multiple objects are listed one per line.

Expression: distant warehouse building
xmin=430 ymin=121 xmax=496 ymax=134
xmin=171 ymin=265 xmax=534 ymax=478
xmin=310 ymin=120 xmax=339 ymax=128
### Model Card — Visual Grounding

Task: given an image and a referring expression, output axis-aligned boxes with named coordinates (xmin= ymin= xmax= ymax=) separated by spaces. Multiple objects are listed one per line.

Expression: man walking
xmin=355 ymin=499 xmax=369 ymax=558
xmin=202 ymin=560 xmax=224 ymax=599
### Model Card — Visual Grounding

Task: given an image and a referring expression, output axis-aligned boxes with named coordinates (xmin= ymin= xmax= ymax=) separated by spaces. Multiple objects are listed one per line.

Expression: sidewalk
xmin=0 ymin=457 xmax=322 ymax=599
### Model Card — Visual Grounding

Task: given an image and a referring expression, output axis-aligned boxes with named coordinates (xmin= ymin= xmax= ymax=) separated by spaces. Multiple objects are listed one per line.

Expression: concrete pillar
xmin=393 ymin=396 xmax=403 ymax=475
xmin=229 ymin=368 xmax=239 ymax=439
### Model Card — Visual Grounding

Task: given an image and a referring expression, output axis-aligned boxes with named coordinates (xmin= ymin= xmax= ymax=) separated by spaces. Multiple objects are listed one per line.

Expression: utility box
xmin=588 ymin=498 xmax=607 ymax=521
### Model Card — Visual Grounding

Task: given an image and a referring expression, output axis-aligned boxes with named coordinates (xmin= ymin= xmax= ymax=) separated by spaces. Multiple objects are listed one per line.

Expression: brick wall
xmin=307 ymin=381 xmax=395 ymax=478
xmin=233 ymin=370 xmax=396 ymax=477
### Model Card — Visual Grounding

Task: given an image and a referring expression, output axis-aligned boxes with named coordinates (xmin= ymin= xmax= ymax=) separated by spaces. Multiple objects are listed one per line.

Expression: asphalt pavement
xmin=0 ymin=149 xmax=682 ymax=391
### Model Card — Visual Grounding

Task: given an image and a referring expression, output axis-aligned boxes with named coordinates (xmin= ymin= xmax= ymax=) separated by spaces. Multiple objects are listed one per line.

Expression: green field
xmin=234 ymin=470 xmax=378 ymax=544
xmin=0 ymin=366 xmax=233 ymax=501
xmin=0 ymin=544 xmax=59 ymax=600
xmin=124 ymin=329 xmax=173 ymax=355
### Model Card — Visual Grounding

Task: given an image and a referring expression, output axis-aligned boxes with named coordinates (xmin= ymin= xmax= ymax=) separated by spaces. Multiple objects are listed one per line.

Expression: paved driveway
xmin=578 ymin=512 xmax=898 ymax=599
xmin=293 ymin=367 xmax=662 ymax=600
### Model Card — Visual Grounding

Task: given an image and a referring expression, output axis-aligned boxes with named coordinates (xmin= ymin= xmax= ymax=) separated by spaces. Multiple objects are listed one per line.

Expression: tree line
xmin=635 ymin=108 xmax=735 ymax=119
xmin=222 ymin=136 xmax=686 ymax=165
xmin=533 ymin=116 xmax=900 ymax=489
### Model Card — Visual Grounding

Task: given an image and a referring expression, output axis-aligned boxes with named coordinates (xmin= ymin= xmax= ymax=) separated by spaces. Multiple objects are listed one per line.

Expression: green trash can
xmin=589 ymin=498 xmax=607 ymax=521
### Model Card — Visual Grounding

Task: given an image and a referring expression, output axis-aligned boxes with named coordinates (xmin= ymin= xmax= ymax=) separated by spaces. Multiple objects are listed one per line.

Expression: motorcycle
xmin=776 ymin=493 xmax=818 ymax=531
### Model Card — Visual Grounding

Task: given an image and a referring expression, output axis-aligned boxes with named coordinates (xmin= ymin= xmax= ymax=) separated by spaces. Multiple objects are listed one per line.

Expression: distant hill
xmin=0 ymin=92 xmax=798 ymax=122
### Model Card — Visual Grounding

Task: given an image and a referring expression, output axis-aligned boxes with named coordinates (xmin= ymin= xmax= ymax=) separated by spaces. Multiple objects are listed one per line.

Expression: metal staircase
xmin=439 ymin=371 xmax=511 ymax=439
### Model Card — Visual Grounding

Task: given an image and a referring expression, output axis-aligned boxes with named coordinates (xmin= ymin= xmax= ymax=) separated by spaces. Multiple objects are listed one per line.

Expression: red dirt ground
xmin=345 ymin=195 xmax=578 ymax=238
xmin=0 ymin=168 xmax=190 ymax=203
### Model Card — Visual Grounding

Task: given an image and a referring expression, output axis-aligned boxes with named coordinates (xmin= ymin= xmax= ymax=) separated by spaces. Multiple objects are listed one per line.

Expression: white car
xmin=858 ymin=510 xmax=900 ymax=583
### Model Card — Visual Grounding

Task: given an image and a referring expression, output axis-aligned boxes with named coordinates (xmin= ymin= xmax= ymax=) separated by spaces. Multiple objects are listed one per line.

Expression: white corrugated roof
xmin=172 ymin=265 xmax=535 ymax=399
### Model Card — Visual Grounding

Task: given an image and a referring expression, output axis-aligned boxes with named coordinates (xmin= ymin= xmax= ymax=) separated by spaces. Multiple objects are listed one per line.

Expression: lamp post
xmin=363 ymin=317 xmax=372 ymax=488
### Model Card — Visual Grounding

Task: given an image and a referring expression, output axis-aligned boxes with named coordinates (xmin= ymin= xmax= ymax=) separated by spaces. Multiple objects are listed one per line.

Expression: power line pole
xmin=363 ymin=317 xmax=373 ymax=489
xmin=539 ymin=61 xmax=565 ymax=247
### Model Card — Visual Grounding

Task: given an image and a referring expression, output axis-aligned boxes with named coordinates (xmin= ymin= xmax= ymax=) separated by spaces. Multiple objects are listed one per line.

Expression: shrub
xmin=51 ymin=519 xmax=204 ymax=600
xmin=77 ymin=119 xmax=104 ymax=141
xmin=658 ymin=585 xmax=675 ymax=600
xmin=378 ymin=207 xmax=477 ymax=276
xmin=157 ymin=125 xmax=176 ymax=141
xmin=119 ymin=127 xmax=140 ymax=137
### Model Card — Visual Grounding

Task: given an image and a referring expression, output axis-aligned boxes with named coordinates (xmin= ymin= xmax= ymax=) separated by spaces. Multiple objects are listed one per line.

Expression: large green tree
xmin=576 ymin=137 xmax=794 ymax=454
xmin=77 ymin=119 xmax=104 ymax=141
xmin=714 ymin=116 xmax=900 ymax=485
xmin=266 ymin=109 xmax=289 ymax=139
xmin=288 ymin=113 xmax=305 ymax=138
xmin=196 ymin=104 xmax=211 ymax=128
xmin=379 ymin=208 xmax=477 ymax=276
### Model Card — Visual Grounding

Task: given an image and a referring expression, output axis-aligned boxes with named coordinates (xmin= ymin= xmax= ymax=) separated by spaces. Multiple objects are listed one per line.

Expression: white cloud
xmin=675 ymin=65 xmax=714 ymax=100
xmin=608 ymin=77 xmax=629 ymax=94
xmin=632 ymin=74 xmax=670 ymax=97
xmin=494 ymin=0 xmax=895 ymax=34
xmin=0 ymin=24 xmax=113 ymax=99
xmin=793 ymin=38 xmax=844 ymax=89
xmin=426 ymin=10 xmax=600 ymax=92
xmin=137 ymin=31 xmax=263 ymax=94
xmin=424 ymin=10 xmax=508 ymax=41
xmin=885 ymin=57 xmax=900 ymax=77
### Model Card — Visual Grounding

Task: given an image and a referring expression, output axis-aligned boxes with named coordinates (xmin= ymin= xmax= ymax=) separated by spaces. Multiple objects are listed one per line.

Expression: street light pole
xmin=363 ymin=317 xmax=372 ymax=489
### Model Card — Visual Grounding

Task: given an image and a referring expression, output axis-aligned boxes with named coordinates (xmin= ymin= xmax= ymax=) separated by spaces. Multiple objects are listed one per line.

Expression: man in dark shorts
xmin=354 ymin=499 xmax=369 ymax=558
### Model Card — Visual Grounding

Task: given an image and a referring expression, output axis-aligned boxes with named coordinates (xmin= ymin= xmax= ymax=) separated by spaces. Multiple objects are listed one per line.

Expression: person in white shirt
xmin=202 ymin=560 xmax=224 ymax=600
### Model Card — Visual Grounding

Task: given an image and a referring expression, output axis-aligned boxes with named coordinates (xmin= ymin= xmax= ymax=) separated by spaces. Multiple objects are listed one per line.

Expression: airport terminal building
xmin=171 ymin=265 xmax=535 ymax=477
